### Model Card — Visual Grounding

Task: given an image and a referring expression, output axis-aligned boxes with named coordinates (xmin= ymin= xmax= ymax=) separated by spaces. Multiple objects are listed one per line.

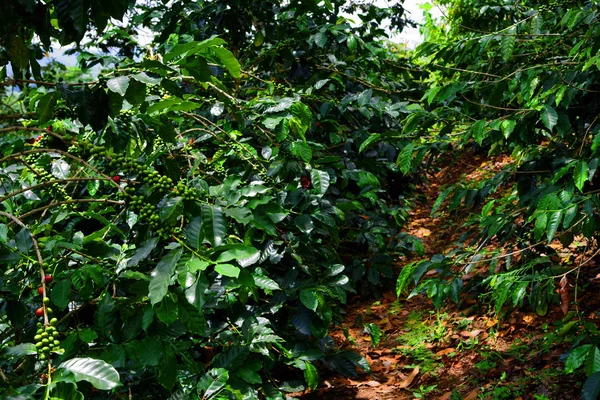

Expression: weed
xmin=412 ymin=384 xmax=438 ymax=398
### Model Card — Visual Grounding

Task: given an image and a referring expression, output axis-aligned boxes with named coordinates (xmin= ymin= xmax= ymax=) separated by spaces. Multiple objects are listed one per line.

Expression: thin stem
xmin=0 ymin=177 xmax=113 ymax=204
xmin=0 ymin=211 xmax=48 ymax=325
xmin=14 ymin=198 xmax=125 ymax=221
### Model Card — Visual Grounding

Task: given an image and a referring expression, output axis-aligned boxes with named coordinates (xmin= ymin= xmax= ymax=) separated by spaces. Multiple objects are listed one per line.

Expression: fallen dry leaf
xmin=357 ymin=380 xmax=381 ymax=388
xmin=464 ymin=388 xmax=480 ymax=400
xmin=398 ymin=366 xmax=420 ymax=389
xmin=460 ymin=329 xmax=481 ymax=338
xmin=522 ymin=314 xmax=536 ymax=324
xmin=559 ymin=275 xmax=570 ymax=316
xmin=435 ymin=348 xmax=456 ymax=357
xmin=417 ymin=228 xmax=431 ymax=237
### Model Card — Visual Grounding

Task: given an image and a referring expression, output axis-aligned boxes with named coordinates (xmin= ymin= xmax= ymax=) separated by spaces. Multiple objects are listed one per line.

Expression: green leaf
xmin=347 ymin=35 xmax=357 ymax=53
xmin=501 ymin=27 xmax=516 ymax=62
xmin=148 ymin=249 xmax=183 ymax=305
xmin=7 ymin=36 xmax=29 ymax=71
xmin=216 ymin=245 xmax=259 ymax=265
xmin=396 ymin=261 xmax=418 ymax=296
xmin=69 ymin=0 xmax=89 ymax=36
xmin=131 ymin=72 xmax=162 ymax=85
xmin=0 ymin=224 xmax=7 ymax=243
xmin=300 ymin=289 xmax=319 ymax=311
xmin=50 ymin=280 xmax=71 ymax=310
xmin=540 ymin=105 xmax=558 ymax=132
xmin=295 ymin=214 xmax=314 ymax=234
xmin=157 ymin=348 xmax=177 ymax=390
xmin=214 ymin=263 xmax=240 ymax=278
xmin=534 ymin=213 xmax=547 ymax=241
xmin=57 ymin=358 xmax=120 ymax=390
xmin=186 ymin=217 xmax=204 ymax=249
xmin=431 ymin=187 xmax=452 ymax=216
xmin=178 ymin=297 xmax=207 ymax=334
xmin=364 ymin=323 xmax=382 ymax=347
xmin=237 ymin=367 xmax=262 ymax=385
xmin=290 ymin=102 xmax=312 ymax=136
xmin=50 ymin=381 xmax=84 ymax=400
xmin=212 ymin=46 xmax=241 ymax=78
xmin=198 ymin=368 xmax=229 ymax=399
xmin=201 ymin=204 xmax=226 ymax=247
xmin=501 ymin=119 xmax=516 ymax=139
xmin=310 ymin=169 xmax=330 ymax=194
xmin=358 ymin=133 xmax=382 ymax=153
xmin=147 ymin=97 xmax=180 ymax=114
xmin=289 ymin=141 xmax=312 ymax=162
xmin=304 ymin=361 xmax=319 ymax=390
xmin=125 ymin=338 xmax=161 ymax=366
xmin=155 ymin=294 xmax=179 ymax=325
xmin=471 ymin=120 xmax=486 ymax=145
xmin=325 ymin=264 xmax=345 ymax=277
xmin=5 ymin=343 xmax=36 ymax=357
xmin=397 ymin=143 xmax=414 ymax=175
xmin=566 ymin=344 xmax=592 ymax=373
xmin=546 ymin=210 xmax=563 ymax=242
xmin=106 ymin=76 xmax=130 ymax=97
xmin=127 ymin=237 xmax=159 ymax=268
xmin=313 ymin=31 xmax=328 ymax=48
xmin=94 ymin=294 xmax=115 ymax=337
xmin=357 ymin=89 xmax=372 ymax=107
xmin=125 ymin=79 xmax=146 ymax=105
xmin=214 ymin=346 xmax=249 ymax=370
xmin=586 ymin=347 xmax=600 ymax=376
xmin=253 ymin=275 xmax=281 ymax=291
xmin=583 ymin=371 xmax=600 ymax=400
xmin=37 ymin=92 xmax=57 ymax=123
xmin=78 ymin=329 xmax=98 ymax=343
xmin=574 ymin=160 xmax=590 ymax=192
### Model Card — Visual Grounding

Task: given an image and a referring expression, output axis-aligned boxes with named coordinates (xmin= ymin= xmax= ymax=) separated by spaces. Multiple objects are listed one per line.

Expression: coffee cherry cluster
xmin=173 ymin=181 xmax=201 ymax=201
xmin=118 ymin=109 xmax=136 ymax=123
xmin=34 ymin=318 xmax=60 ymax=360
xmin=146 ymin=85 xmax=167 ymax=98
xmin=34 ymin=274 xmax=59 ymax=360
xmin=21 ymin=152 xmax=74 ymax=206
xmin=54 ymin=103 xmax=76 ymax=119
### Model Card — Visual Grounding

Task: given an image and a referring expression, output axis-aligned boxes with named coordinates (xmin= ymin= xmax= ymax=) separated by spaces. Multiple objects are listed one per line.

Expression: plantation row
xmin=2 ymin=0 xmax=600 ymax=398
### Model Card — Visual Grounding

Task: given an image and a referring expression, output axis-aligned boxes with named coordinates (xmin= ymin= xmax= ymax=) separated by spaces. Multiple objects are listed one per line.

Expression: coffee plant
xmin=0 ymin=0 xmax=423 ymax=398
xmin=393 ymin=1 xmax=600 ymax=398
xmin=6 ymin=0 xmax=600 ymax=398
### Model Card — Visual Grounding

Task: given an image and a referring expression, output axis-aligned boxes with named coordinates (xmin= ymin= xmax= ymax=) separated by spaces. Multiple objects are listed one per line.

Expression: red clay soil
xmin=294 ymin=150 xmax=591 ymax=399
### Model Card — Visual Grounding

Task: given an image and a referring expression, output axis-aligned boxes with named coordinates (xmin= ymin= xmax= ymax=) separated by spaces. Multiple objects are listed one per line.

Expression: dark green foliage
xmin=0 ymin=0 xmax=419 ymax=398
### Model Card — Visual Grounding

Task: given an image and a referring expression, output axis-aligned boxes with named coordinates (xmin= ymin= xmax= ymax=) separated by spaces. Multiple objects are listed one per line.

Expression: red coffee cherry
xmin=44 ymin=275 xmax=53 ymax=283
xmin=35 ymin=308 xmax=44 ymax=317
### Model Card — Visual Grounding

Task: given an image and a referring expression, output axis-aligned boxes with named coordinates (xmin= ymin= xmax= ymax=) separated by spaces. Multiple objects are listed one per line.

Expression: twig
xmin=14 ymin=198 xmax=125 ymax=221
xmin=0 ymin=211 xmax=48 ymax=325
xmin=0 ymin=177 xmax=113 ymax=204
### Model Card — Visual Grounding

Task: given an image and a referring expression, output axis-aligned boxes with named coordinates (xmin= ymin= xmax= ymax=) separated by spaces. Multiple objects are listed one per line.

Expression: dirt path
xmin=297 ymin=151 xmax=583 ymax=399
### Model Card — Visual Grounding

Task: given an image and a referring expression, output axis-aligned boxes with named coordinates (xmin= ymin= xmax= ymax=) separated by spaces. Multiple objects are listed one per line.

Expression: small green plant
xmin=412 ymin=384 xmax=438 ymax=398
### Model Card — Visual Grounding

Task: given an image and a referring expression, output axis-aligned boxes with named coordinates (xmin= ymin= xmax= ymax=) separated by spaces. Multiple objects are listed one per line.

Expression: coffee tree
xmin=0 ymin=1 xmax=423 ymax=398
xmin=394 ymin=1 xmax=600 ymax=397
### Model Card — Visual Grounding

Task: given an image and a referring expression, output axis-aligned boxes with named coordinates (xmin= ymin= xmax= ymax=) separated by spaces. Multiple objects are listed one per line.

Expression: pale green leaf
xmin=574 ymin=160 xmax=589 ymax=192
xmin=304 ymin=361 xmax=319 ymax=390
xmin=148 ymin=249 xmax=183 ymax=305
xmin=57 ymin=358 xmax=121 ymax=390
xmin=397 ymin=143 xmax=414 ymax=175
xmin=540 ymin=105 xmax=558 ymax=132
xmin=106 ymin=76 xmax=130 ymax=97
xmin=214 ymin=263 xmax=240 ymax=278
